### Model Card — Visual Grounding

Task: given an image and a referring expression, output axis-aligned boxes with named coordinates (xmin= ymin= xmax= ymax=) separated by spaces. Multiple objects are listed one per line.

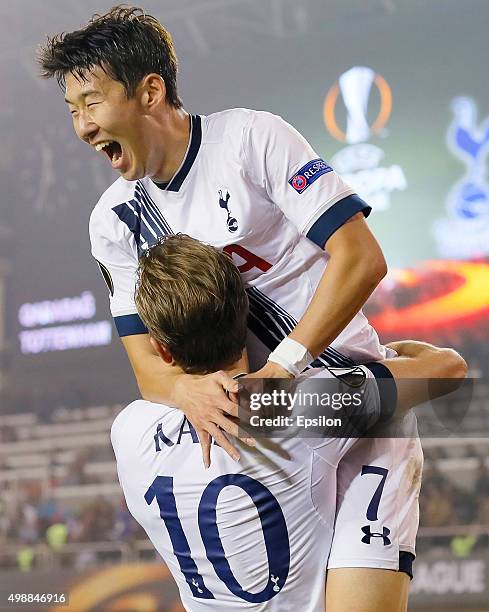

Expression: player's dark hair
xmin=136 ymin=235 xmax=249 ymax=375
xmin=37 ymin=5 xmax=182 ymax=107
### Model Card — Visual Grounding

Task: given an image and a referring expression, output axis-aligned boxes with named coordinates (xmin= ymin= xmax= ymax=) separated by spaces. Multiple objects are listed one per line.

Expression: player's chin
xmin=120 ymin=164 xmax=144 ymax=182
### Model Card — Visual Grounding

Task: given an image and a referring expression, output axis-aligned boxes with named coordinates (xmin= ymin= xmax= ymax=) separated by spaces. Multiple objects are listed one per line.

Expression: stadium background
xmin=0 ymin=0 xmax=488 ymax=610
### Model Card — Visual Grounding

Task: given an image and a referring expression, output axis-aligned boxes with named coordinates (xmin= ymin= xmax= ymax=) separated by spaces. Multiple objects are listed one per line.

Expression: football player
xmin=111 ymin=235 xmax=466 ymax=611
xmin=38 ymin=5 xmax=392 ymax=459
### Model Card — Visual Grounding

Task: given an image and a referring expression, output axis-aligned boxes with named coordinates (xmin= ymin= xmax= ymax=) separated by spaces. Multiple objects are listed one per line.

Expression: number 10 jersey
xmin=111 ymin=366 xmax=385 ymax=611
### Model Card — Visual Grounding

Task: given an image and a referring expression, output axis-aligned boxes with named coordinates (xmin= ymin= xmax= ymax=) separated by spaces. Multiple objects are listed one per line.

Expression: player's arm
xmin=292 ymin=212 xmax=385 ymax=357
xmin=380 ymin=339 xmax=468 ymax=415
xmin=256 ymin=212 xmax=386 ymax=377
xmin=357 ymin=340 xmax=468 ymax=430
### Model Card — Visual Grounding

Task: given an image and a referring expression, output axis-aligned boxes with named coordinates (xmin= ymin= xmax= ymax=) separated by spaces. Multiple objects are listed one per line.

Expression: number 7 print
xmin=361 ymin=465 xmax=389 ymax=521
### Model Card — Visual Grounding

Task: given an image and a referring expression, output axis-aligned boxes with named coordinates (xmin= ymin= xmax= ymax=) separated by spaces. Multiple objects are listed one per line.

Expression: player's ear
xmin=150 ymin=335 xmax=173 ymax=364
xmin=139 ymin=73 xmax=166 ymax=111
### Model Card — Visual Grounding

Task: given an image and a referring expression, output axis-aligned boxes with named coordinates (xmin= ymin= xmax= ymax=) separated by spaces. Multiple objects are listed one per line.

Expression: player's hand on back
xmin=173 ymin=370 xmax=256 ymax=468
xmin=246 ymin=361 xmax=294 ymax=379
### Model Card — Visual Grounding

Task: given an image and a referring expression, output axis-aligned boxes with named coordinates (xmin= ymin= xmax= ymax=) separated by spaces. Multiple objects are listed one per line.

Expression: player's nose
xmin=75 ymin=110 xmax=99 ymax=143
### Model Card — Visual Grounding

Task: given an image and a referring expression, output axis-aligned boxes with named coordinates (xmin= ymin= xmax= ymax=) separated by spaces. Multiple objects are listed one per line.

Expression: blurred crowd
xmin=0 ymin=483 xmax=145 ymax=570
xmin=421 ymin=461 xmax=489 ymax=528
xmin=417 ymin=459 xmax=489 ymax=555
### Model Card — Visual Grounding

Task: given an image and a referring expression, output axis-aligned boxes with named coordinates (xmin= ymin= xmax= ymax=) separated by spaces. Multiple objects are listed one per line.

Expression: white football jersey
xmin=90 ymin=108 xmax=389 ymax=368
xmin=111 ymin=366 xmax=384 ymax=611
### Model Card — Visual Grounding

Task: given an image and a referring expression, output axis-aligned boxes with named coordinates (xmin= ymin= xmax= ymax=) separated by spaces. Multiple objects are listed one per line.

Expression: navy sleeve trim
xmin=363 ymin=361 xmax=398 ymax=423
xmin=399 ymin=551 xmax=415 ymax=580
xmin=114 ymin=314 xmax=148 ymax=337
xmin=306 ymin=194 xmax=372 ymax=248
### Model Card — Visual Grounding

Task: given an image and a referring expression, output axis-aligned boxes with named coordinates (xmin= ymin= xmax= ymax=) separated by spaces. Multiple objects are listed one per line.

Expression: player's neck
xmin=175 ymin=353 xmax=248 ymax=378
xmin=151 ymin=107 xmax=190 ymax=183
xmin=224 ymin=352 xmax=249 ymax=379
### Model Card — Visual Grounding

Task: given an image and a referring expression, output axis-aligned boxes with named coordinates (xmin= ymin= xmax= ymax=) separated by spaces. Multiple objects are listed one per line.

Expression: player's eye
xmin=87 ymin=102 xmax=99 ymax=108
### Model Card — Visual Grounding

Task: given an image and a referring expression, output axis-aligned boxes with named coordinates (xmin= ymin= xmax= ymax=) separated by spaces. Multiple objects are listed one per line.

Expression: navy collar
xmin=156 ymin=114 xmax=201 ymax=193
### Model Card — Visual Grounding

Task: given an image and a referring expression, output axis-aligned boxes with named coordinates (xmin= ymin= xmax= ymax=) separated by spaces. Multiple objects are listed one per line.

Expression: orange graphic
xmin=324 ymin=72 xmax=392 ymax=142
xmin=104 ymin=593 xmax=159 ymax=611
xmin=51 ymin=563 xmax=184 ymax=612
xmin=371 ymin=261 xmax=489 ymax=333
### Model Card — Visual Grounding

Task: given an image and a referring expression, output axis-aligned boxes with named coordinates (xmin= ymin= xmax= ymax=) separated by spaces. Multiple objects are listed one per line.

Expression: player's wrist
xmin=258 ymin=361 xmax=294 ymax=379
xmin=267 ymin=338 xmax=314 ymax=377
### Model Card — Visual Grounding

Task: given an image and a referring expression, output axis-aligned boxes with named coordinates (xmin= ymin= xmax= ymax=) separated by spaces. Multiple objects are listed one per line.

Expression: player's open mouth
xmin=95 ymin=140 xmax=124 ymax=169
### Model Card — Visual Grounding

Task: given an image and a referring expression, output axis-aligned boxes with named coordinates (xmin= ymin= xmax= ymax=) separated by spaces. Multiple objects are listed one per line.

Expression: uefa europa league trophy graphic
xmin=339 ymin=66 xmax=375 ymax=145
